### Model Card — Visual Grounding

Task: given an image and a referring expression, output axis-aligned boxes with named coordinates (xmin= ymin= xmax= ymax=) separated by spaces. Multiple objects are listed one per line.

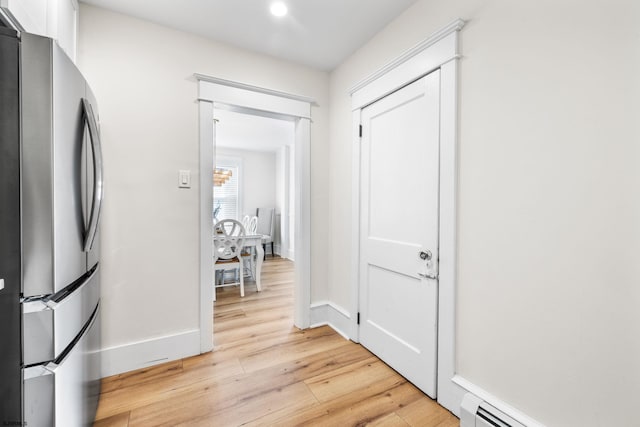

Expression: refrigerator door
xmin=23 ymin=303 xmax=101 ymax=427
xmin=0 ymin=26 xmax=22 ymax=423
xmin=21 ymin=34 xmax=91 ymax=297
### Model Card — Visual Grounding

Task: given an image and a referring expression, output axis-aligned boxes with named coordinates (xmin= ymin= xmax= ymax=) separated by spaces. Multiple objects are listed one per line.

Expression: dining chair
xmin=241 ymin=215 xmax=251 ymax=233
xmin=256 ymin=208 xmax=275 ymax=260
xmin=213 ymin=219 xmax=246 ymax=301
xmin=247 ymin=216 xmax=258 ymax=234
xmin=241 ymin=215 xmax=258 ymax=235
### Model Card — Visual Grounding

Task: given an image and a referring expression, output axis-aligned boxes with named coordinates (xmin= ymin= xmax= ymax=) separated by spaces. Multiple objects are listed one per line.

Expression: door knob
xmin=419 ymin=250 xmax=432 ymax=261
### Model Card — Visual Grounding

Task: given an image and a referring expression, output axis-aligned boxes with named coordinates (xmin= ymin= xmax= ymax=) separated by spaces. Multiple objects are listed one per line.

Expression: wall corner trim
xmin=310 ymin=301 xmax=351 ymax=340
xmin=348 ymin=18 xmax=466 ymax=95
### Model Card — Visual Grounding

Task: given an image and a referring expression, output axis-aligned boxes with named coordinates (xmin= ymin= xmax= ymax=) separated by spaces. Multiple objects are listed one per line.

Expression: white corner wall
xmin=77 ymin=4 xmax=330 ymax=375
xmin=329 ymin=0 xmax=640 ymax=426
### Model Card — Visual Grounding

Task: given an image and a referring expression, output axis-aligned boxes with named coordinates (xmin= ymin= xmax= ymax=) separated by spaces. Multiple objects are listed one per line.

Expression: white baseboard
xmin=285 ymin=248 xmax=294 ymax=260
xmin=272 ymin=244 xmax=295 ymax=260
xmin=437 ymin=374 xmax=467 ymax=417
xmin=453 ymin=375 xmax=547 ymax=427
xmin=272 ymin=245 xmax=295 ymax=261
xmin=309 ymin=301 xmax=351 ymax=339
xmin=100 ymin=329 xmax=201 ymax=378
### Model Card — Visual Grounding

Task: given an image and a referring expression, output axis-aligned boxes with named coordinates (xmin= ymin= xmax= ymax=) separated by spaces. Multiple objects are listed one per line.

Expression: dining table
xmin=240 ymin=234 xmax=264 ymax=291
xmin=213 ymin=233 xmax=264 ymax=292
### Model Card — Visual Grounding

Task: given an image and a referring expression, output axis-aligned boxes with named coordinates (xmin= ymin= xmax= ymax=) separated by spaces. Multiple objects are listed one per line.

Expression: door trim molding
xmin=195 ymin=74 xmax=316 ymax=106
xmin=350 ymin=19 xmax=466 ymax=416
xmin=197 ymin=76 xmax=313 ymax=353
xmin=349 ymin=19 xmax=465 ymax=96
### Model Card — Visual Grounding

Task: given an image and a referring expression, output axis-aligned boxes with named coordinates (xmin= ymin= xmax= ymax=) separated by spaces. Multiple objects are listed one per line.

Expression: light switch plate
xmin=179 ymin=170 xmax=191 ymax=188
xmin=0 ymin=279 xmax=4 ymax=291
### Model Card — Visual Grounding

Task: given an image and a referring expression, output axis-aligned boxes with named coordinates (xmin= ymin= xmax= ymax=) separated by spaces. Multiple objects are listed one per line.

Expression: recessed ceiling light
xmin=270 ymin=2 xmax=288 ymax=17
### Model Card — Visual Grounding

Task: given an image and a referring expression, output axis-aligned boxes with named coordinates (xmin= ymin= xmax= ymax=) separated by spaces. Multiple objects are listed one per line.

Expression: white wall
xmin=275 ymin=147 xmax=285 ymax=253
xmin=216 ymin=148 xmax=276 ymax=219
xmin=275 ymin=145 xmax=293 ymax=258
xmin=288 ymin=145 xmax=296 ymax=259
xmin=77 ymin=4 xmax=330 ymax=368
xmin=329 ymin=0 xmax=640 ymax=426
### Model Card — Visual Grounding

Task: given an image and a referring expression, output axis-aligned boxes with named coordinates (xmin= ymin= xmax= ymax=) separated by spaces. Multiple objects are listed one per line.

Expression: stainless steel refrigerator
xmin=0 ymin=27 xmax=103 ymax=426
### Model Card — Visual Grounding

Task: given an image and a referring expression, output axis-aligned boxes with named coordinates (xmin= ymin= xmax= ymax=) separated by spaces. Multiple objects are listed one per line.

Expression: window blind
xmin=213 ymin=164 xmax=239 ymax=221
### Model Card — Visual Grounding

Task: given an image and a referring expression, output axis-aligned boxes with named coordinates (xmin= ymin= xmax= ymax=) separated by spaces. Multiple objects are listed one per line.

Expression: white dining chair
xmin=247 ymin=216 xmax=258 ymax=235
xmin=213 ymin=219 xmax=246 ymax=301
xmin=241 ymin=215 xmax=251 ymax=232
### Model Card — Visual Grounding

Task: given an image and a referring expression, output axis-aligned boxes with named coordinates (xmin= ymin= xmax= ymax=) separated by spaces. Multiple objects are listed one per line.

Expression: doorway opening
xmin=212 ymin=107 xmax=297 ymax=338
xmin=214 ymin=107 xmax=296 ymax=262
xmin=197 ymin=75 xmax=314 ymax=353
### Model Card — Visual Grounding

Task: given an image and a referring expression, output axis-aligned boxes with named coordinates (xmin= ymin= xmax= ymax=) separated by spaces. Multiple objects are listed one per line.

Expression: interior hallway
xmin=94 ymin=257 xmax=458 ymax=426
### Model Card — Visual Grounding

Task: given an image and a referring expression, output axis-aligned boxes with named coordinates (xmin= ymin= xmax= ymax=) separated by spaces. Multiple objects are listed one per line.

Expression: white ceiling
xmin=79 ymin=0 xmax=418 ymax=71
xmin=214 ymin=108 xmax=294 ymax=152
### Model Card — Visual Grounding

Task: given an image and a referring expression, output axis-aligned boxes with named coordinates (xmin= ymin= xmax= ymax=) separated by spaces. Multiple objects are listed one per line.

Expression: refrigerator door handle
xmin=23 ymin=364 xmax=55 ymax=380
xmin=22 ymin=265 xmax=99 ymax=313
xmin=23 ymin=302 xmax=100 ymax=381
xmin=82 ymin=98 xmax=103 ymax=252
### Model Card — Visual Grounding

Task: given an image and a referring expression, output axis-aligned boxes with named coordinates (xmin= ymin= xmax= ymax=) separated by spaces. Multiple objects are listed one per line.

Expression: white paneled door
xmin=359 ymin=71 xmax=441 ymax=398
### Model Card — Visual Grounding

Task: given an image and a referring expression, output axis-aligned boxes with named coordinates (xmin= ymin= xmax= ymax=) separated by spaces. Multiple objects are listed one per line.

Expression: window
xmin=214 ymin=157 xmax=241 ymax=221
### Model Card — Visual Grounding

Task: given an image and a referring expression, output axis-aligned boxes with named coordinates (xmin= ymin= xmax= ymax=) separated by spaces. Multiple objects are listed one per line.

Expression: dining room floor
xmin=93 ymin=256 xmax=459 ymax=426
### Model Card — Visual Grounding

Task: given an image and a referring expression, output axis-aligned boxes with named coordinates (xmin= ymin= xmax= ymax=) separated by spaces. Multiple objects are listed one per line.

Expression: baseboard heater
xmin=461 ymin=393 xmax=526 ymax=427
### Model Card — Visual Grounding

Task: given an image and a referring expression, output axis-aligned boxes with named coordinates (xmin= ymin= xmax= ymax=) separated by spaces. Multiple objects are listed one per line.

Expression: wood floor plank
xmin=129 ymin=380 xmax=318 ymax=427
xmin=304 ymin=358 xmax=396 ymax=402
xmin=266 ymin=380 xmax=418 ymax=426
xmin=92 ymin=412 xmax=130 ymax=427
xmin=396 ymin=397 xmax=461 ymax=427
xmin=213 ymin=313 xmax=292 ymax=341
xmin=95 ymin=356 xmax=245 ymax=420
xmin=94 ymin=257 xmax=458 ymax=426
xmin=238 ymin=327 xmax=350 ymax=373
xmin=215 ymin=325 xmax=341 ymax=365
xmin=99 ymin=360 xmax=183 ymax=394
xmin=368 ymin=413 xmax=412 ymax=426
xmin=126 ymin=338 xmax=362 ymax=425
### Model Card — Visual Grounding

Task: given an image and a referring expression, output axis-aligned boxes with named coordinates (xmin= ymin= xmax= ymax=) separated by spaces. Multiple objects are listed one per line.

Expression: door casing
xmin=349 ymin=19 xmax=466 ymax=416
xmin=197 ymin=75 xmax=314 ymax=352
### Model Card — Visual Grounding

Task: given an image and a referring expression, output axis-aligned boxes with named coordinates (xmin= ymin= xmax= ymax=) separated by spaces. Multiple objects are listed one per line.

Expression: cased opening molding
xmin=196 ymin=74 xmax=314 ymax=353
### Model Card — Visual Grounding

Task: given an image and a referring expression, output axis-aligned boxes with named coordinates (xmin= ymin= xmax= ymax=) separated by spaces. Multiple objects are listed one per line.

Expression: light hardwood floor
xmin=94 ymin=256 xmax=459 ymax=426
